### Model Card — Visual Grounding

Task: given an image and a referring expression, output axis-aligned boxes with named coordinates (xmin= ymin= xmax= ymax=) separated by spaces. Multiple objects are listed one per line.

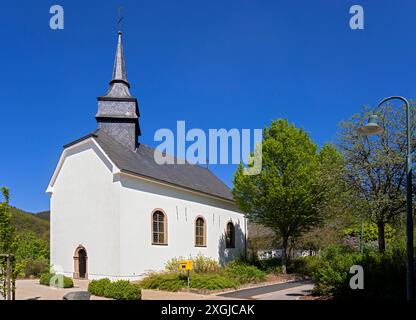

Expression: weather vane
xmin=117 ymin=6 xmax=123 ymax=33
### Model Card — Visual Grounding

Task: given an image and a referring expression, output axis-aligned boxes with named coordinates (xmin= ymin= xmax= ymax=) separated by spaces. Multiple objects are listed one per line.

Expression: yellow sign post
xmin=179 ymin=260 xmax=193 ymax=271
xmin=179 ymin=260 xmax=193 ymax=288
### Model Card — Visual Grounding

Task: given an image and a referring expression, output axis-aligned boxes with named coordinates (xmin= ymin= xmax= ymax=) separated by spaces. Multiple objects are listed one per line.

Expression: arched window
xmin=226 ymin=221 xmax=235 ymax=248
xmin=195 ymin=216 xmax=206 ymax=247
xmin=152 ymin=210 xmax=167 ymax=245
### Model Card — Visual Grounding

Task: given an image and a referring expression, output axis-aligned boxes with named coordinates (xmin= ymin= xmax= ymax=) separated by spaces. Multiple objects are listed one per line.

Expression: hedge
xmin=304 ymin=245 xmax=416 ymax=299
xmin=39 ymin=272 xmax=74 ymax=288
xmin=88 ymin=278 xmax=141 ymax=300
xmin=139 ymin=259 xmax=265 ymax=292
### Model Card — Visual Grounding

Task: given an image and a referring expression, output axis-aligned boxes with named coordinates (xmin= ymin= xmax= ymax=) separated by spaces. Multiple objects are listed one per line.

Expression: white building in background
xmin=47 ymin=30 xmax=246 ymax=281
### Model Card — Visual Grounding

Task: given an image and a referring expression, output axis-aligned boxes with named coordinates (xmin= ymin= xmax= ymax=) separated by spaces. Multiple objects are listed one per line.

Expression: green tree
xmin=337 ymin=103 xmax=416 ymax=252
xmin=0 ymin=187 xmax=16 ymax=298
xmin=232 ymin=119 xmax=327 ymax=272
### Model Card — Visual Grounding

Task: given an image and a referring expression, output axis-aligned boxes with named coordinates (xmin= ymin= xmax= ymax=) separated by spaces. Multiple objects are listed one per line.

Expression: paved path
xmin=142 ymin=289 xmax=242 ymax=300
xmin=217 ymin=280 xmax=314 ymax=300
xmin=14 ymin=279 xmax=110 ymax=300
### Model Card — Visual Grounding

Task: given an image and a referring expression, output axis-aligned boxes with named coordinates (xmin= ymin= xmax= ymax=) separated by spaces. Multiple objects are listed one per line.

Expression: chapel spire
xmin=104 ymin=30 xmax=131 ymax=98
xmin=96 ymin=24 xmax=141 ymax=151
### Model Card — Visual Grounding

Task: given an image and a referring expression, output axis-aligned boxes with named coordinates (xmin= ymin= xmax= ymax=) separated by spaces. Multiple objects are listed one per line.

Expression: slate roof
xmin=64 ymin=129 xmax=235 ymax=202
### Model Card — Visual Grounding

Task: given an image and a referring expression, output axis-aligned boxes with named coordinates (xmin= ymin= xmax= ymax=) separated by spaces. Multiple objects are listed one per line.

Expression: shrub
xmin=139 ymin=273 xmax=188 ymax=292
xmin=104 ymin=280 xmax=141 ymax=300
xmin=311 ymin=250 xmax=359 ymax=296
xmin=139 ymin=272 xmax=239 ymax=292
xmin=165 ymin=254 xmax=220 ymax=273
xmin=309 ymin=244 xmax=415 ymax=299
xmin=190 ymin=273 xmax=239 ymax=290
xmin=88 ymin=278 xmax=141 ymax=300
xmin=224 ymin=261 xmax=266 ymax=284
xmin=88 ymin=278 xmax=111 ymax=296
xmin=256 ymin=258 xmax=283 ymax=274
xmin=287 ymin=256 xmax=319 ymax=276
xmin=20 ymin=258 xmax=49 ymax=278
xmin=193 ymin=255 xmax=221 ymax=273
xmin=39 ymin=272 xmax=73 ymax=288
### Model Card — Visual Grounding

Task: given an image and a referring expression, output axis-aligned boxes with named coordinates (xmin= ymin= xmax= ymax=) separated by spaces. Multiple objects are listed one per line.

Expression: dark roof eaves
xmin=63 ymin=131 xmax=98 ymax=149
xmin=118 ymin=168 xmax=236 ymax=203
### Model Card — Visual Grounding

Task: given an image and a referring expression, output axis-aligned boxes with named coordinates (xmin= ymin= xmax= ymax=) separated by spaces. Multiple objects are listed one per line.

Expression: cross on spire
xmin=117 ymin=6 xmax=123 ymax=33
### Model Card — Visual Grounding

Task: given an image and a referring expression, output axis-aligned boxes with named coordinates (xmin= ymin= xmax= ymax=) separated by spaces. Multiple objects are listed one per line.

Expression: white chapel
xmin=46 ymin=30 xmax=247 ymax=280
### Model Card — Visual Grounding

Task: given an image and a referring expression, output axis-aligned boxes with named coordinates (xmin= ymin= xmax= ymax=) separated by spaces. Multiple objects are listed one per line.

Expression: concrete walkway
xmin=14 ymin=279 xmax=110 ymax=300
xmin=142 ymin=280 xmax=314 ymax=300
xmin=217 ymin=280 xmax=314 ymax=300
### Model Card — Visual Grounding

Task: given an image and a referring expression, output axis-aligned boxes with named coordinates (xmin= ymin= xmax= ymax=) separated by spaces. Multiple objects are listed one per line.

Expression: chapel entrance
xmin=73 ymin=245 xmax=88 ymax=279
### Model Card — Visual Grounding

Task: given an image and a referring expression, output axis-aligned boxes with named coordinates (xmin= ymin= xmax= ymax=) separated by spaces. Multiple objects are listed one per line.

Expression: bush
xmin=88 ymin=278 xmax=141 ymax=300
xmin=165 ymin=254 xmax=220 ymax=273
xmin=193 ymin=255 xmax=221 ymax=273
xmin=88 ymin=278 xmax=111 ymax=296
xmin=311 ymin=248 xmax=360 ymax=297
xmin=224 ymin=261 xmax=266 ymax=284
xmin=19 ymin=258 xmax=49 ymax=278
xmin=255 ymin=258 xmax=283 ymax=274
xmin=139 ymin=273 xmax=188 ymax=292
xmin=139 ymin=272 xmax=239 ymax=292
xmin=287 ymin=256 xmax=319 ymax=276
xmin=309 ymin=244 xmax=415 ymax=299
xmin=39 ymin=272 xmax=73 ymax=288
xmin=189 ymin=273 xmax=239 ymax=290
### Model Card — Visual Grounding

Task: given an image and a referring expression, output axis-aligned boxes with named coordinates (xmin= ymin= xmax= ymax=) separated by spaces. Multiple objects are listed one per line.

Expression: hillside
xmin=9 ymin=207 xmax=50 ymax=241
xmin=36 ymin=210 xmax=50 ymax=221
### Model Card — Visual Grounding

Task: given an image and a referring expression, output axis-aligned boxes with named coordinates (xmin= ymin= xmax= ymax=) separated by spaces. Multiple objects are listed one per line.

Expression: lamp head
xmin=357 ymin=114 xmax=384 ymax=136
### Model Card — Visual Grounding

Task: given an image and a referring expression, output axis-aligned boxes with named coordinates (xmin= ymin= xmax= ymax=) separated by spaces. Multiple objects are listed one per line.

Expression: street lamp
xmin=358 ymin=96 xmax=415 ymax=301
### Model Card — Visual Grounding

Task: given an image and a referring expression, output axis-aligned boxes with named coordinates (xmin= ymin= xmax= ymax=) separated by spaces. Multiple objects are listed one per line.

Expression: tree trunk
xmin=281 ymin=236 xmax=288 ymax=274
xmin=377 ymin=221 xmax=386 ymax=252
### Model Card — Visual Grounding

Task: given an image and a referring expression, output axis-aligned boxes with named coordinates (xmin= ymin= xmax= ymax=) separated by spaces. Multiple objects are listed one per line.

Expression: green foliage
xmin=39 ymin=272 xmax=73 ymax=288
xmin=343 ymin=222 xmax=394 ymax=243
xmin=223 ymin=261 xmax=266 ymax=284
xmin=88 ymin=279 xmax=141 ymax=300
xmin=158 ymin=256 xmax=266 ymax=291
xmin=286 ymin=256 xmax=320 ymax=276
xmin=304 ymin=244 xmax=414 ymax=299
xmin=13 ymin=231 xmax=49 ymax=278
xmin=189 ymin=273 xmax=239 ymax=290
xmin=2 ymin=205 xmax=51 ymax=279
xmin=35 ymin=211 xmax=50 ymax=222
xmin=0 ymin=187 xmax=15 ymax=254
xmin=311 ymin=246 xmax=360 ymax=297
xmin=337 ymin=103 xmax=416 ymax=251
xmin=14 ymin=232 xmax=49 ymax=260
xmin=139 ymin=272 xmax=188 ymax=292
xmin=18 ymin=257 xmax=49 ymax=278
xmin=0 ymin=187 xmax=17 ymax=298
xmin=165 ymin=254 xmax=220 ymax=273
xmin=139 ymin=272 xmax=239 ymax=292
xmin=9 ymin=207 xmax=49 ymax=241
xmin=88 ymin=278 xmax=111 ymax=296
xmin=232 ymin=119 xmax=329 ymax=271
xmin=255 ymin=258 xmax=283 ymax=274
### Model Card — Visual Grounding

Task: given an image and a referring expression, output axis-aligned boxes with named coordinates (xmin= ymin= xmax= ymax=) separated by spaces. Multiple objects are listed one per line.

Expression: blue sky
xmin=1 ymin=0 xmax=415 ymax=212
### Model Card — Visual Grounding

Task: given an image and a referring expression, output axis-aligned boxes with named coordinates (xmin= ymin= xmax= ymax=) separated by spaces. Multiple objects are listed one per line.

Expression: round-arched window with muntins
xmin=152 ymin=210 xmax=167 ymax=245
xmin=226 ymin=222 xmax=235 ymax=248
xmin=195 ymin=217 xmax=206 ymax=247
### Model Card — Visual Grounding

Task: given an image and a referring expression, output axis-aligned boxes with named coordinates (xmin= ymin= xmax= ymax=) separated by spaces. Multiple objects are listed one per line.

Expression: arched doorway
xmin=73 ymin=245 xmax=88 ymax=279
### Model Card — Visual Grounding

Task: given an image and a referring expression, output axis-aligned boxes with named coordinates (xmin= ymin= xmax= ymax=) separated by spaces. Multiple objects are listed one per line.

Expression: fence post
xmin=6 ymin=255 xmax=12 ymax=300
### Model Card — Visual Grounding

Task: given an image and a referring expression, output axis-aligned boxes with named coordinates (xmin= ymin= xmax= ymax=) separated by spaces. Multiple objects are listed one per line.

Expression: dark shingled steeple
xmin=96 ymin=30 xmax=141 ymax=150
xmin=105 ymin=31 xmax=131 ymax=98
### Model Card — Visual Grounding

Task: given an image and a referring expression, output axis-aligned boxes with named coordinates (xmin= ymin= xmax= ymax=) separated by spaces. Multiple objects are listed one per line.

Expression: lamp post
xmin=358 ymin=96 xmax=414 ymax=301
